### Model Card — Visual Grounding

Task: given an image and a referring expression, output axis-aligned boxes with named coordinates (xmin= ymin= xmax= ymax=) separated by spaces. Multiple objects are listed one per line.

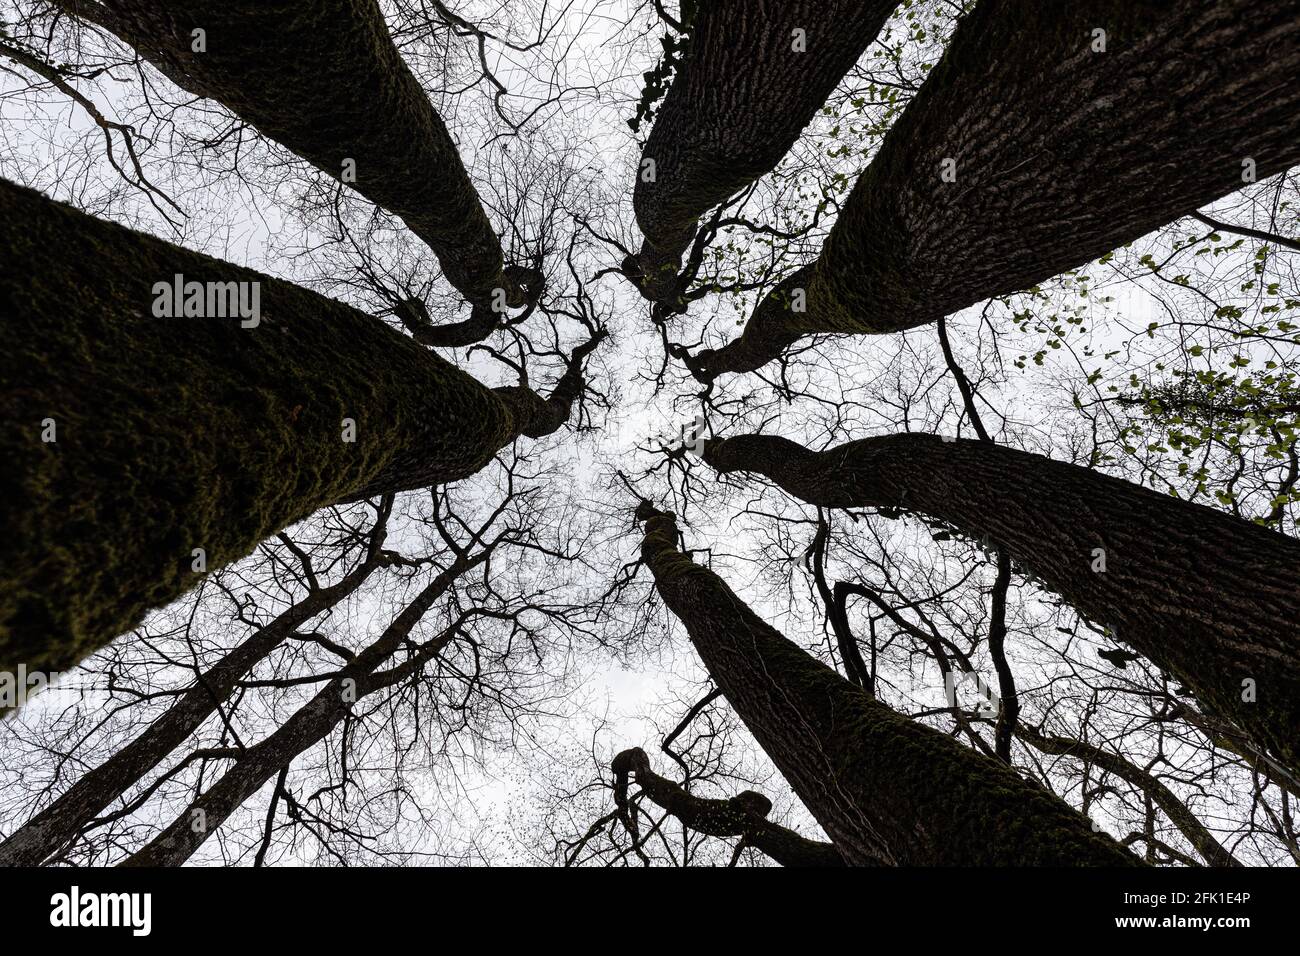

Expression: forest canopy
xmin=1 ymin=0 xmax=1299 ymax=869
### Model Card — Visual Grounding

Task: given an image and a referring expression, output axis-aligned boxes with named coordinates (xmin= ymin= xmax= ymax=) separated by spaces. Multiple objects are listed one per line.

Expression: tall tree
xmin=701 ymin=432 xmax=1300 ymax=781
xmin=626 ymin=0 xmax=901 ymax=301
xmin=66 ymin=0 xmax=535 ymax=318
xmin=2 ymin=0 xmax=1291 ymax=870
xmin=0 ymin=179 xmax=599 ymax=682
xmin=686 ymin=0 xmax=1300 ymax=380
xmin=635 ymin=501 xmax=1137 ymax=865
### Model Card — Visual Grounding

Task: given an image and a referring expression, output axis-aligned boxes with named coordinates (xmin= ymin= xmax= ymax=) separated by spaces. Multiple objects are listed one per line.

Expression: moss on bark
xmin=636 ymin=502 xmax=1138 ymax=866
xmin=0 ymin=179 xmax=534 ymax=682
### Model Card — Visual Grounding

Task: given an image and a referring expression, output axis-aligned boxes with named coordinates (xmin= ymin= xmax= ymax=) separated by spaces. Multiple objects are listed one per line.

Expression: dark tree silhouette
xmin=626 ymin=0 xmax=900 ymax=301
xmin=120 ymin=548 xmax=489 ymax=866
xmin=73 ymin=0 xmax=534 ymax=317
xmin=701 ymin=432 xmax=1300 ymax=782
xmin=635 ymin=501 xmax=1137 ymax=865
xmin=610 ymin=747 xmax=847 ymax=866
xmin=0 ymin=180 xmax=598 ymax=680
xmin=1 ymin=0 xmax=1297 ymax=871
xmin=1016 ymin=725 xmax=1240 ymax=868
xmin=688 ymin=0 xmax=1300 ymax=380
xmin=0 ymin=500 xmax=395 ymax=865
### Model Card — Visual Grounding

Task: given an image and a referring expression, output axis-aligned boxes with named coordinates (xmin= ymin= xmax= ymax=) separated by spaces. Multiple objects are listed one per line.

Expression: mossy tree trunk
xmin=635 ymin=502 xmax=1138 ymax=865
xmin=629 ymin=0 xmax=901 ymax=300
xmin=0 ymin=179 xmax=586 ymax=684
xmin=703 ymin=433 xmax=1300 ymax=783
xmin=691 ymin=0 xmax=1300 ymax=380
xmin=80 ymin=0 xmax=524 ymax=310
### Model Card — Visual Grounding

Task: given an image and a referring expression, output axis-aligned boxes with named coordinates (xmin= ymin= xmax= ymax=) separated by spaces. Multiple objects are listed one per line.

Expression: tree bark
xmin=80 ymin=0 xmax=524 ymax=310
xmin=690 ymin=0 xmax=1300 ymax=380
xmin=0 ymin=504 xmax=393 ymax=866
xmin=393 ymin=264 xmax=543 ymax=347
xmin=628 ymin=0 xmax=900 ymax=300
xmin=635 ymin=502 xmax=1138 ymax=865
xmin=0 ymin=179 xmax=587 ymax=684
xmin=702 ymin=433 xmax=1300 ymax=781
xmin=120 ymin=551 xmax=484 ymax=866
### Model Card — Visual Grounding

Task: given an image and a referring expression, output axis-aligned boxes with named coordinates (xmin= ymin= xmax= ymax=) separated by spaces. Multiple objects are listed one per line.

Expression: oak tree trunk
xmin=636 ymin=502 xmax=1138 ymax=865
xmin=630 ymin=0 xmax=900 ymax=300
xmin=692 ymin=0 xmax=1300 ymax=379
xmin=703 ymin=433 xmax=1300 ymax=781
xmin=86 ymin=0 xmax=519 ymax=309
xmin=0 ymin=180 xmax=580 ymax=682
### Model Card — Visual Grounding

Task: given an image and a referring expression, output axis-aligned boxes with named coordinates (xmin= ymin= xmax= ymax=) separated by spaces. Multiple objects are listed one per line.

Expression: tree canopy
xmin=1 ymin=0 xmax=1298 ymax=869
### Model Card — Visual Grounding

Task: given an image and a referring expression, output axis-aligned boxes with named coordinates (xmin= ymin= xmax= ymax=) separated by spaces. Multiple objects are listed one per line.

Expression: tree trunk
xmin=0 ymin=504 xmax=392 ymax=866
xmin=691 ymin=0 xmax=1300 ymax=380
xmin=628 ymin=0 xmax=900 ymax=300
xmin=0 ymin=179 xmax=582 ymax=684
xmin=82 ymin=0 xmax=521 ymax=310
xmin=703 ymin=433 xmax=1300 ymax=781
xmin=635 ymin=502 xmax=1138 ymax=865
xmin=120 ymin=551 xmax=484 ymax=866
